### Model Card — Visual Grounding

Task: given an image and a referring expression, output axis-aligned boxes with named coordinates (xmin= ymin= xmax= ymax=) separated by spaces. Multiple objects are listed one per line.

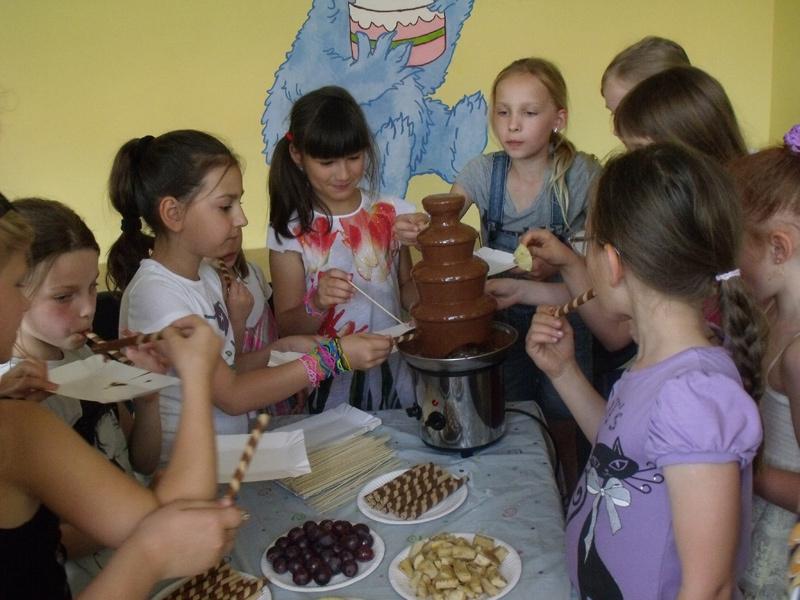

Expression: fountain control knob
xmin=425 ymin=411 xmax=447 ymax=431
xmin=405 ymin=404 xmax=422 ymax=420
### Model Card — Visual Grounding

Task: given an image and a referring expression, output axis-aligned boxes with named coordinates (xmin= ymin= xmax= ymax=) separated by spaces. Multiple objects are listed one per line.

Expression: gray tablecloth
xmin=230 ymin=401 xmax=571 ymax=599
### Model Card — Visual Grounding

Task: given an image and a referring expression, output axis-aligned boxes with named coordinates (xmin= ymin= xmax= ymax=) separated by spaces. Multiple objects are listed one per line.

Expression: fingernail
xmin=240 ymin=510 xmax=251 ymax=521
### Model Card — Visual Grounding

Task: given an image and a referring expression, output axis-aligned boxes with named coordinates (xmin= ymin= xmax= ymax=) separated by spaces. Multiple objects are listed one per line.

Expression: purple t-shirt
xmin=565 ymin=346 xmax=762 ymax=599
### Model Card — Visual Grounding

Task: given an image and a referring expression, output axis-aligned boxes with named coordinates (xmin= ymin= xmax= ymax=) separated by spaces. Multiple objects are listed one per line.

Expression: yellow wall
xmin=770 ymin=0 xmax=800 ymax=143
xmin=0 ymin=1 xmax=783 ymax=270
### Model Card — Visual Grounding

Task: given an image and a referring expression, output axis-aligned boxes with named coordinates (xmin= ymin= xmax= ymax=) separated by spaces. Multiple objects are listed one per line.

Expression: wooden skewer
xmin=554 ymin=288 xmax=596 ymax=318
xmin=89 ymin=330 xmax=165 ymax=353
xmin=347 ymin=279 xmax=405 ymax=325
xmin=224 ymin=413 xmax=270 ymax=500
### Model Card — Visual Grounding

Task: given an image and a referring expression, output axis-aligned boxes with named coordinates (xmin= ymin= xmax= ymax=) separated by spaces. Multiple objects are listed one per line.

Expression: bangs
xmin=302 ymin=100 xmax=371 ymax=159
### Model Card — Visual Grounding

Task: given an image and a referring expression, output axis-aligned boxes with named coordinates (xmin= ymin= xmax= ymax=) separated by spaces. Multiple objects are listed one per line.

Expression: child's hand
xmin=226 ymin=280 xmax=254 ymax=326
xmin=314 ymin=269 xmax=354 ymax=310
xmin=269 ymin=335 xmax=321 ymax=354
xmin=485 ymin=278 xmax=525 ymax=309
xmin=132 ymin=497 xmax=242 ymax=581
xmin=520 ymin=228 xmax=581 ymax=271
xmin=160 ymin=316 xmax=222 ymax=379
xmin=525 ymin=307 xmax=576 ymax=379
xmin=394 ymin=212 xmax=430 ymax=246
xmin=120 ymin=329 xmax=171 ymax=374
xmin=340 ymin=333 xmax=392 ymax=370
xmin=0 ymin=359 xmax=57 ymax=402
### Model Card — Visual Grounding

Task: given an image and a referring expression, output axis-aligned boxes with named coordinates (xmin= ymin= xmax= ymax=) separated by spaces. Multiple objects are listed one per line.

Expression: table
xmin=231 ymin=401 xmax=572 ymax=599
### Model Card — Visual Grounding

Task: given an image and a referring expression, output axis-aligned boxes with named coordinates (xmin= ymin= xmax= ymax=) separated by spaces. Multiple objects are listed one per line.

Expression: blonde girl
xmin=0 ymin=193 xmax=241 ymax=598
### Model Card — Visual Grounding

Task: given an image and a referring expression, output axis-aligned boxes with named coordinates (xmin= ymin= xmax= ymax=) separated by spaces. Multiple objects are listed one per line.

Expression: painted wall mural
xmin=261 ymin=0 xmax=487 ymax=198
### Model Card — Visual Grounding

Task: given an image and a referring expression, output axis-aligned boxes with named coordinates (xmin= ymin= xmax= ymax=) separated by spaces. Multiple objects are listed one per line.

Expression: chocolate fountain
xmin=399 ymin=193 xmax=516 ymax=456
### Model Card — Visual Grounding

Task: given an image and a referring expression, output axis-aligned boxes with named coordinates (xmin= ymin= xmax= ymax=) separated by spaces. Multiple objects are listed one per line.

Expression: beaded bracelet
xmin=298 ymin=337 xmax=353 ymax=387
xmin=302 ymin=285 xmax=326 ymax=317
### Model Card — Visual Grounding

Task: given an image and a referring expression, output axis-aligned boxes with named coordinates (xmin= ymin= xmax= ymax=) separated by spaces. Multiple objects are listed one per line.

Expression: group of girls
xmin=0 ymin=30 xmax=798 ymax=599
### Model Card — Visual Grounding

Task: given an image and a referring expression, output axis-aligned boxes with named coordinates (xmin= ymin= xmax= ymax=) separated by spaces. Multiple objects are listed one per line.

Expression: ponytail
xmin=549 ymin=131 xmax=577 ymax=228
xmin=106 ymin=137 xmax=155 ymax=291
xmin=106 ymin=130 xmax=238 ymax=292
xmin=268 ymin=135 xmax=324 ymax=241
xmin=718 ymin=276 xmax=766 ymax=400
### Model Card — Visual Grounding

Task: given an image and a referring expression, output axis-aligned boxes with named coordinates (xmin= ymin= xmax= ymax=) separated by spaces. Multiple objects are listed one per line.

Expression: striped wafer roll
xmin=163 ymin=563 xmax=229 ymax=599
xmin=401 ymin=476 xmax=466 ymax=519
xmin=89 ymin=330 xmax=164 ymax=353
xmin=209 ymin=575 xmax=266 ymax=600
xmin=224 ymin=413 xmax=270 ymax=500
xmin=364 ymin=463 xmax=435 ymax=508
xmin=85 ymin=332 xmax=134 ymax=365
xmin=554 ymin=288 xmax=596 ymax=318
xmin=189 ymin=567 xmax=241 ymax=600
xmin=381 ymin=470 xmax=450 ymax=515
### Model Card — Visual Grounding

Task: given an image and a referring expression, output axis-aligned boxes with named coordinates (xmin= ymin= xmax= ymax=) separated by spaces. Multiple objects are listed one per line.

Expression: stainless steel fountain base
xmin=399 ymin=322 xmax=517 ymax=455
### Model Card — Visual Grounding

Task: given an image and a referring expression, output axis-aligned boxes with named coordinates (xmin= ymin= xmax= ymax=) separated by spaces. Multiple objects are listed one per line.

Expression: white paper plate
xmin=356 ymin=468 xmax=468 ymax=525
xmin=151 ymin=570 xmax=270 ymax=599
xmin=388 ymin=533 xmax=521 ymax=600
xmin=260 ymin=527 xmax=384 ymax=593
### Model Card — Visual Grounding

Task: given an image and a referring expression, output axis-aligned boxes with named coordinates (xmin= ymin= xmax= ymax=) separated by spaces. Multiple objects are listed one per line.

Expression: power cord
xmin=505 ymin=407 xmax=567 ymax=503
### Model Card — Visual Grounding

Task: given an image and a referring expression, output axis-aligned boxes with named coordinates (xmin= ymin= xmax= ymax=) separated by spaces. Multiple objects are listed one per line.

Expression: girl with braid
xmin=527 ymin=144 xmax=764 ymax=599
xmin=734 ymin=126 xmax=800 ymax=598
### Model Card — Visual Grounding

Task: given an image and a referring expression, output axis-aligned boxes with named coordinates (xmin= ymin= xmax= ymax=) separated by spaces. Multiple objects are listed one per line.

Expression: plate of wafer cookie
xmin=357 ymin=463 xmax=468 ymax=525
xmin=151 ymin=562 xmax=270 ymax=599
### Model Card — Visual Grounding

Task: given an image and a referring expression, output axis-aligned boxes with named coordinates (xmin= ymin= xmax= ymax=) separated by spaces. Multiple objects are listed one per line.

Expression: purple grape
xmin=286 ymin=557 xmax=303 ymax=574
xmin=320 ymin=519 xmax=334 ymax=531
xmin=272 ymin=557 xmax=288 ymax=574
xmin=284 ymin=545 xmax=301 ymax=559
xmin=318 ymin=533 xmax=334 ymax=548
xmin=343 ymin=534 xmax=360 ymax=552
xmin=339 ymin=549 xmax=354 ymax=563
xmin=355 ymin=545 xmax=374 ymax=562
xmin=266 ymin=546 xmax=283 ymax=563
xmin=288 ymin=526 xmax=305 ymax=542
xmin=292 ymin=567 xmax=311 ymax=586
xmin=341 ymin=559 xmax=358 ymax=578
xmin=353 ymin=523 xmax=370 ymax=536
xmin=326 ymin=554 xmax=342 ymax=575
xmin=313 ymin=564 xmax=333 ymax=586
xmin=359 ymin=534 xmax=374 ymax=548
xmin=275 ymin=536 xmax=290 ymax=549
xmin=307 ymin=555 xmax=325 ymax=574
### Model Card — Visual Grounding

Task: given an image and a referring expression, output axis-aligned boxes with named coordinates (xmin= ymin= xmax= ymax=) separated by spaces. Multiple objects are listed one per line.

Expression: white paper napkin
xmin=271 ymin=404 xmax=381 ymax=451
xmin=48 ymin=354 xmax=179 ymax=403
xmin=475 ymin=246 xmax=516 ymax=276
xmin=216 ymin=430 xmax=310 ymax=483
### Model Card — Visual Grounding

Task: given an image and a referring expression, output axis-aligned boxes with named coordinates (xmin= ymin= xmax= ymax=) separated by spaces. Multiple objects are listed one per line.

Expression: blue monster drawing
xmin=261 ymin=0 xmax=487 ymax=198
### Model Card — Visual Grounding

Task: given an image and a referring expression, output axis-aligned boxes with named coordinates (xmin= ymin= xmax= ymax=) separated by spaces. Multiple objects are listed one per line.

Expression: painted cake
xmin=348 ymin=0 xmax=446 ymax=67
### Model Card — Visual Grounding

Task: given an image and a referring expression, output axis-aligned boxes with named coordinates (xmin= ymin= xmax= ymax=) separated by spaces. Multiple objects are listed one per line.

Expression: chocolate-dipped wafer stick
xmin=554 ymin=288 xmax=596 ymax=318
xmin=85 ymin=332 xmax=134 ymax=365
xmin=89 ymin=330 xmax=165 ymax=353
xmin=224 ymin=413 xmax=270 ymax=500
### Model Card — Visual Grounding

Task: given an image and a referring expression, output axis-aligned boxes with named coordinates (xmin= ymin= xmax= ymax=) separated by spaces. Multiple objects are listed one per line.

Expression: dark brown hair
xmin=590 ymin=143 xmax=764 ymax=398
xmin=0 ymin=191 xmax=31 ymax=269
xmin=12 ymin=198 xmax=99 ymax=293
xmin=491 ymin=57 xmax=576 ymax=224
xmin=269 ymin=86 xmax=378 ymax=241
xmin=614 ymin=66 xmax=747 ymax=164
xmin=602 ymin=36 xmax=690 ymax=91
xmin=106 ymin=130 xmax=238 ymax=291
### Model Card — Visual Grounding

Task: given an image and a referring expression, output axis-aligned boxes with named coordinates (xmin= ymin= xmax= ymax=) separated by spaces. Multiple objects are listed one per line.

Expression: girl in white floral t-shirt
xmin=268 ymin=86 xmax=417 ymax=412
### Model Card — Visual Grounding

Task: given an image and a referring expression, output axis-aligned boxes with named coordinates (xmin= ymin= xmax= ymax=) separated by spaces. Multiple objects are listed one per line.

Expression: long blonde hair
xmin=491 ymin=58 xmax=576 ymax=227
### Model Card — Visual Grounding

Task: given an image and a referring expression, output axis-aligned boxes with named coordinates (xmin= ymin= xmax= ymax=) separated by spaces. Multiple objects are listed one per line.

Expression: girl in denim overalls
xmin=452 ymin=58 xmax=600 ymax=487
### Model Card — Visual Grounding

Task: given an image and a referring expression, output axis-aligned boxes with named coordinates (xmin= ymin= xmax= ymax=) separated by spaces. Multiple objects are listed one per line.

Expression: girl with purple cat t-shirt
xmin=565 ymin=346 xmax=762 ymax=599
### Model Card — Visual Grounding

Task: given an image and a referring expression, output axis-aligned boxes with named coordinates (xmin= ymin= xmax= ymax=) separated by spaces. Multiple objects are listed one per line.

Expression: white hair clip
xmin=715 ymin=269 xmax=741 ymax=282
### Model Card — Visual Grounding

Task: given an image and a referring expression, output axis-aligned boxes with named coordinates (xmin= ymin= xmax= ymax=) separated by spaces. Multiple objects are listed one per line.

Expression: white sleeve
xmin=267 ymin=224 xmax=302 ymax=254
xmin=123 ymin=273 xmax=202 ymax=335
